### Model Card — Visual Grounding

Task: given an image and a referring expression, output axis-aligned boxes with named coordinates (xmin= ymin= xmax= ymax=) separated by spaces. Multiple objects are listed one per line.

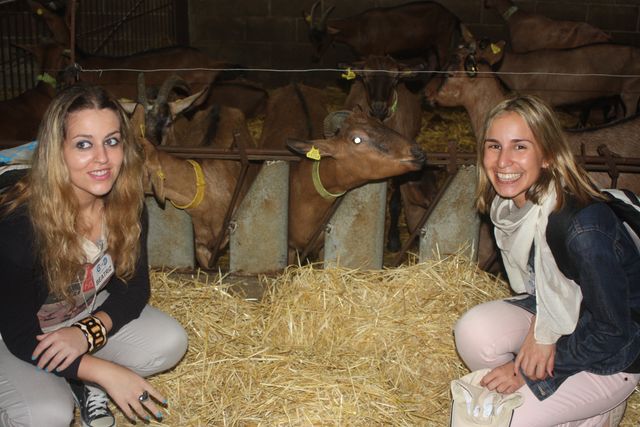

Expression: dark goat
xmin=259 ymin=83 xmax=425 ymax=262
xmin=343 ymin=55 xmax=439 ymax=252
xmin=36 ymin=41 xmax=233 ymax=101
xmin=304 ymin=0 xmax=460 ymax=66
xmin=27 ymin=3 xmax=232 ymax=99
xmin=0 ymin=42 xmax=60 ymax=146
xmin=121 ymin=74 xmax=256 ymax=151
xmin=484 ymin=0 xmax=611 ymax=53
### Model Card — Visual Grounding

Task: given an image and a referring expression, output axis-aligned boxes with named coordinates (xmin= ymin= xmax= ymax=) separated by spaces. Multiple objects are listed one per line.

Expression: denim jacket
xmin=507 ymin=201 xmax=640 ymax=400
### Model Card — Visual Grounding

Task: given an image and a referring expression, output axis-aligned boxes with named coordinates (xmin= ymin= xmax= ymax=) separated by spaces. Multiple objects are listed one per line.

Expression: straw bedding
xmin=99 ymin=255 xmax=639 ymax=426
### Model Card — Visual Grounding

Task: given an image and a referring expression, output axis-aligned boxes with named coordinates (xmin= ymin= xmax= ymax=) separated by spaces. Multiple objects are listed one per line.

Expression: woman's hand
xmin=514 ymin=317 xmax=556 ymax=380
xmin=81 ymin=357 xmax=167 ymax=422
xmin=480 ymin=361 xmax=525 ymax=394
xmin=32 ymin=326 xmax=88 ymax=372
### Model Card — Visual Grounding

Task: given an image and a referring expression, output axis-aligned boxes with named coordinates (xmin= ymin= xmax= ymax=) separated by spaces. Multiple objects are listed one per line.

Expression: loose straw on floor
xmin=94 ymin=253 xmax=639 ymax=426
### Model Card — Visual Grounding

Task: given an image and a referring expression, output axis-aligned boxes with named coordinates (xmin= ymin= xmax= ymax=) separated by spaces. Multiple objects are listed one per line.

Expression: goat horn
xmin=320 ymin=4 xmax=335 ymax=26
xmin=310 ymin=0 xmax=320 ymax=25
xmin=157 ymin=74 xmax=189 ymax=105
xmin=137 ymin=72 xmax=148 ymax=108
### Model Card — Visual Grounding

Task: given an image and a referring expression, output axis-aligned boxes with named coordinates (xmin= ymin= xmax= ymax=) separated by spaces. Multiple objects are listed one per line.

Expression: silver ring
xmin=138 ymin=391 xmax=149 ymax=402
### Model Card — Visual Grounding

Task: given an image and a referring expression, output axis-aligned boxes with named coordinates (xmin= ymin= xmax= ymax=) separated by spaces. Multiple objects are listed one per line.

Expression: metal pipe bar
xmin=156 ymin=146 xmax=303 ymax=161
xmin=206 ymin=131 xmax=253 ymax=268
xmin=299 ymin=197 xmax=345 ymax=263
xmin=390 ymin=171 xmax=457 ymax=267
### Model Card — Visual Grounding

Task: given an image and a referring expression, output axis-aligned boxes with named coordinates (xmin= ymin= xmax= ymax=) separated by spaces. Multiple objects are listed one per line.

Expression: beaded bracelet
xmin=72 ymin=315 xmax=107 ymax=353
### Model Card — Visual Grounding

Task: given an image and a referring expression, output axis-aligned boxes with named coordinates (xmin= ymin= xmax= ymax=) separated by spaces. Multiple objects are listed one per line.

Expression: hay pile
xmin=99 ymin=255 xmax=639 ymax=426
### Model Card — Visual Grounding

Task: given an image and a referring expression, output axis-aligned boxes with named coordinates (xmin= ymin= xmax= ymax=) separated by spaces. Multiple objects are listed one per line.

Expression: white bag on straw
xmin=450 ymin=369 xmax=524 ymax=427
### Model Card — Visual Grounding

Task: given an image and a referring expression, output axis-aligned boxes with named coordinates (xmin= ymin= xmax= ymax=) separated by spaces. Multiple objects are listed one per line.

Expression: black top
xmin=0 ymin=204 xmax=150 ymax=379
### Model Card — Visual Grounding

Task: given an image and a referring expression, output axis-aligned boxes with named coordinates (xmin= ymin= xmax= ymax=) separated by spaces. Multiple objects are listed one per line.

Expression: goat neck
xmin=155 ymin=151 xmax=205 ymax=209
xmin=297 ymin=157 xmax=349 ymax=201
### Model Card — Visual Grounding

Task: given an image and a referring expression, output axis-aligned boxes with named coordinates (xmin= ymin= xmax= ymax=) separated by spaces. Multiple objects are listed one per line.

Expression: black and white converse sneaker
xmin=70 ymin=381 xmax=116 ymax=427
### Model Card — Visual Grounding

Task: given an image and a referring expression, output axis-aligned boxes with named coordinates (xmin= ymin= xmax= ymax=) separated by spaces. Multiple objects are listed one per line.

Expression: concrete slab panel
xmin=146 ymin=197 xmax=195 ymax=269
xmin=420 ymin=166 xmax=480 ymax=261
xmin=324 ymin=181 xmax=387 ymax=269
xmin=229 ymin=161 xmax=289 ymax=275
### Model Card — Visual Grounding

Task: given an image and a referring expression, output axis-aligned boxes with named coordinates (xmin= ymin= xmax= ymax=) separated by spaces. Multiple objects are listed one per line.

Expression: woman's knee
xmin=3 ymin=391 xmax=75 ymax=427
xmin=137 ymin=311 xmax=188 ymax=375
xmin=154 ymin=315 xmax=188 ymax=369
xmin=454 ymin=306 xmax=488 ymax=368
xmin=454 ymin=301 xmax=525 ymax=370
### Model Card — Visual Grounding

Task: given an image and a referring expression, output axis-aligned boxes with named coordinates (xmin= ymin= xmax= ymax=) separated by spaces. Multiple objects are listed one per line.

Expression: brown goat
xmin=474 ymin=38 xmax=640 ymax=118
xmin=127 ymin=105 xmax=251 ymax=268
xmin=343 ymin=55 xmax=439 ymax=252
xmin=35 ymin=41 xmax=233 ymax=102
xmin=303 ymin=0 xmax=460 ymax=67
xmin=0 ymin=42 xmax=61 ymax=147
xmin=28 ymin=1 xmax=233 ymax=98
xmin=425 ymin=40 xmax=640 ymax=192
xmin=484 ymin=0 xmax=611 ymax=53
xmin=128 ymin=73 xmax=257 ymax=151
xmin=27 ymin=0 xmax=71 ymax=45
xmin=259 ymin=83 xmax=425 ymax=261
xmin=425 ymin=36 xmax=640 ymax=271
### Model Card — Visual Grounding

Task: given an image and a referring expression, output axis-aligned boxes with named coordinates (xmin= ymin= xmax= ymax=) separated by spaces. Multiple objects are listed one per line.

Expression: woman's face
xmin=62 ymin=108 xmax=124 ymax=206
xmin=483 ymin=112 xmax=548 ymax=208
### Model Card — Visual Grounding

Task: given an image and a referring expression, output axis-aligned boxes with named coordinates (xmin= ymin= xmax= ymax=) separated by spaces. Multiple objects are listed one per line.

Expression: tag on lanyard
xmin=91 ymin=253 xmax=115 ymax=291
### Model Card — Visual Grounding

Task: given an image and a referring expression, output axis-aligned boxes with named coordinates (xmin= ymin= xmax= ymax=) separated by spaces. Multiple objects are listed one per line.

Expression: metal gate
xmin=0 ymin=0 xmax=188 ymax=100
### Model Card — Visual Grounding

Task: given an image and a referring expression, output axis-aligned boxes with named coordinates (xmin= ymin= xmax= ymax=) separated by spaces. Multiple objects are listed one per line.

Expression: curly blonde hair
xmin=475 ymin=94 xmax=603 ymax=214
xmin=1 ymin=84 xmax=145 ymax=300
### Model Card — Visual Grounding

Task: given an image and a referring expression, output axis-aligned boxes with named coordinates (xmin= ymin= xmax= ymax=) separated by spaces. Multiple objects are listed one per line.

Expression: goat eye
xmin=353 ymin=136 xmax=362 ymax=144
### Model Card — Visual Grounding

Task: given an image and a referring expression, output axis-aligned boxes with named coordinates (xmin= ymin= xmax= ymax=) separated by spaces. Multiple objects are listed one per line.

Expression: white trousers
xmin=0 ymin=303 xmax=187 ymax=427
xmin=454 ymin=300 xmax=640 ymax=427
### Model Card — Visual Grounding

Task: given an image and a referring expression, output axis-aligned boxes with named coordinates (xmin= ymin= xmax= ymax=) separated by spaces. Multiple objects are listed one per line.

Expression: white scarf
xmin=491 ymin=187 xmax=582 ymax=344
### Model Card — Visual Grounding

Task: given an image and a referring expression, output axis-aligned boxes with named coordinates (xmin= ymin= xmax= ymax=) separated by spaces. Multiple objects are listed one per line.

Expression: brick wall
xmin=188 ymin=0 xmax=640 ymax=87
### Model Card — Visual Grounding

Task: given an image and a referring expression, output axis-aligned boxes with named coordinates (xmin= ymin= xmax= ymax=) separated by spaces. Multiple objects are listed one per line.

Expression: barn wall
xmin=187 ymin=0 xmax=640 ymax=86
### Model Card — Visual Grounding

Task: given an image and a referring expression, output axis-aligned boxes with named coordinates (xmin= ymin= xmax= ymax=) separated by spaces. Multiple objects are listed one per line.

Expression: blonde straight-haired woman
xmin=455 ymin=94 xmax=640 ymax=426
xmin=0 ymin=83 xmax=187 ymax=427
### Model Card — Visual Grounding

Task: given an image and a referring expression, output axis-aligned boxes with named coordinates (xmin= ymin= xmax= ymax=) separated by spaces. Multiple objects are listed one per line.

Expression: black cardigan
xmin=0 ymin=204 xmax=150 ymax=379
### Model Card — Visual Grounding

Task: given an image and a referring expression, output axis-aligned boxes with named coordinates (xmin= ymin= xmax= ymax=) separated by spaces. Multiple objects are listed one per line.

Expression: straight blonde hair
xmin=475 ymin=94 xmax=603 ymax=214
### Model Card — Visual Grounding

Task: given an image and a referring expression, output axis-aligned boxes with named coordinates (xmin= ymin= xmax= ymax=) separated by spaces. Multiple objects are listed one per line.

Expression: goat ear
xmin=286 ymin=138 xmax=335 ymax=159
xmin=460 ymin=24 xmax=475 ymax=44
xmin=323 ymin=110 xmax=351 ymax=137
xmin=118 ymin=100 xmax=137 ymax=115
xmin=478 ymin=40 xmax=506 ymax=65
xmin=140 ymin=139 xmax=166 ymax=205
xmin=326 ymin=25 xmax=340 ymax=36
xmin=168 ymin=86 xmax=210 ymax=118
xmin=302 ymin=11 xmax=312 ymax=25
xmin=127 ymin=104 xmax=147 ymax=139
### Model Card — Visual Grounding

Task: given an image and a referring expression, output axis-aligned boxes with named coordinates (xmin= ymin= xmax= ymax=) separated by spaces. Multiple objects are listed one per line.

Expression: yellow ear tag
xmin=139 ymin=124 xmax=146 ymax=138
xmin=341 ymin=68 xmax=356 ymax=80
xmin=37 ymin=8 xmax=44 ymax=15
xmin=490 ymin=43 xmax=502 ymax=54
xmin=306 ymin=146 xmax=321 ymax=160
xmin=305 ymin=14 xmax=312 ymax=24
